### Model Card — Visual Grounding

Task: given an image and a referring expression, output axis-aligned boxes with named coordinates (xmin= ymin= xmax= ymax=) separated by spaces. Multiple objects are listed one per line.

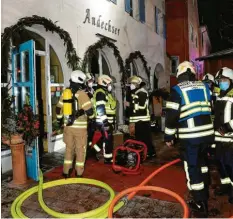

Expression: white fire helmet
xmin=98 ymin=75 xmax=112 ymax=86
xmin=215 ymin=67 xmax=233 ymax=81
xmin=202 ymin=73 xmax=215 ymax=83
xmin=176 ymin=61 xmax=196 ymax=78
xmin=70 ymin=70 xmax=86 ymax=84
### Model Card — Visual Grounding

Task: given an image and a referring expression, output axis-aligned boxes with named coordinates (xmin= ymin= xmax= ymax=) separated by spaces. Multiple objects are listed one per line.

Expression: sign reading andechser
xmin=83 ymin=9 xmax=120 ymax=36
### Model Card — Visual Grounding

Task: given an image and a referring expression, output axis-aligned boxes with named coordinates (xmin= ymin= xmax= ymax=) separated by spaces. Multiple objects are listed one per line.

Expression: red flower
xmin=23 ymin=116 xmax=28 ymax=121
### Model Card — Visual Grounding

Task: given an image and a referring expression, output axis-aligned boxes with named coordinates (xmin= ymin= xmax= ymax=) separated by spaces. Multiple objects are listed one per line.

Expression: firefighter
xmin=202 ymin=73 xmax=218 ymax=157
xmin=85 ymin=73 xmax=98 ymax=159
xmin=128 ymin=76 xmax=156 ymax=159
xmin=164 ymin=61 xmax=214 ymax=217
xmin=213 ymin=67 xmax=233 ymax=204
xmin=56 ymin=70 xmax=94 ymax=178
xmin=92 ymin=75 xmax=114 ymax=164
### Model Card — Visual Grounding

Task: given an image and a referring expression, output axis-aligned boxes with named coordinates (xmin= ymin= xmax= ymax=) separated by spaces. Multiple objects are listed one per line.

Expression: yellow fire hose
xmin=11 ymin=170 xmax=124 ymax=218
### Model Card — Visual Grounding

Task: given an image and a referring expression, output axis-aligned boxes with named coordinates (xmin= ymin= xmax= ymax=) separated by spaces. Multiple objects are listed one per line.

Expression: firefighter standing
xmin=164 ymin=61 xmax=214 ymax=217
xmin=213 ymin=67 xmax=233 ymax=204
xmin=128 ymin=76 xmax=156 ymax=159
xmin=56 ymin=70 xmax=94 ymax=178
xmin=92 ymin=75 xmax=115 ymax=164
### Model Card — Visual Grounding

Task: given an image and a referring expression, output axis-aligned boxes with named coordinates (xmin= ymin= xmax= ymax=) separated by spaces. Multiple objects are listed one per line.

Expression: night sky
xmin=198 ymin=0 xmax=233 ymax=52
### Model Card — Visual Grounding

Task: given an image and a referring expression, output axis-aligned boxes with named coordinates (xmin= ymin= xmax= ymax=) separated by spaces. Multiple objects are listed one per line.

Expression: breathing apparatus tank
xmin=63 ymin=88 xmax=73 ymax=116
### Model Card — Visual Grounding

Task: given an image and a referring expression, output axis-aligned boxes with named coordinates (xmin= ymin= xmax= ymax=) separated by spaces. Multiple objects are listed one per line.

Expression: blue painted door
xmin=12 ymin=40 xmax=39 ymax=181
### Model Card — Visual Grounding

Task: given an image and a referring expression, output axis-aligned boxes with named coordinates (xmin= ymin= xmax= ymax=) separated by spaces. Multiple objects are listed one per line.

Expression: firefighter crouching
xmin=213 ymin=67 xmax=233 ymax=204
xmin=164 ymin=61 xmax=214 ymax=217
xmin=56 ymin=70 xmax=94 ymax=178
xmin=128 ymin=76 xmax=156 ymax=159
xmin=93 ymin=75 xmax=115 ymax=164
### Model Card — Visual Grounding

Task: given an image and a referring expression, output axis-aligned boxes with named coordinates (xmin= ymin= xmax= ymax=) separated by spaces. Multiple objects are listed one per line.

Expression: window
xmin=155 ymin=7 xmax=160 ymax=34
xmin=190 ymin=24 xmax=194 ymax=42
xmin=163 ymin=14 xmax=166 ymax=39
xmin=201 ymin=32 xmax=204 ymax=47
xmin=125 ymin=0 xmax=133 ymax=17
xmin=171 ymin=56 xmax=179 ymax=75
xmin=139 ymin=0 xmax=145 ymax=23
xmin=110 ymin=0 xmax=117 ymax=4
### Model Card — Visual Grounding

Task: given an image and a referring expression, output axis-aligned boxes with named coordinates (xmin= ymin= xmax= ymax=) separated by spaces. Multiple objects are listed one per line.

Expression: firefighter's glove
xmin=129 ymin=123 xmax=135 ymax=136
xmin=218 ymin=126 xmax=227 ymax=136
xmin=165 ymin=140 xmax=174 ymax=148
xmin=103 ymin=119 xmax=109 ymax=131
xmin=57 ymin=117 xmax=63 ymax=128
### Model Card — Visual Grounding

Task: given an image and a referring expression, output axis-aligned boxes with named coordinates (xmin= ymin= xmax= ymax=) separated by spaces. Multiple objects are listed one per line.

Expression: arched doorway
xmin=90 ymin=50 xmax=111 ymax=81
xmin=154 ymin=63 xmax=165 ymax=89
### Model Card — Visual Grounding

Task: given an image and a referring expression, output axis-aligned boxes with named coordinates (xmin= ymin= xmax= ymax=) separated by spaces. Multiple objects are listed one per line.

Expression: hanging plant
xmin=82 ymin=37 xmax=126 ymax=85
xmin=125 ymin=51 xmax=150 ymax=78
xmin=1 ymin=15 xmax=80 ymax=78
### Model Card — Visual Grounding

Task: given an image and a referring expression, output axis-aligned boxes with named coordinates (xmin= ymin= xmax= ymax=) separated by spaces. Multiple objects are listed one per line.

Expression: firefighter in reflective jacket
xmin=128 ymin=76 xmax=156 ymax=159
xmin=85 ymin=73 xmax=97 ymax=154
xmin=56 ymin=70 xmax=94 ymax=178
xmin=92 ymin=75 xmax=115 ymax=164
xmin=202 ymin=73 xmax=218 ymax=155
xmin=213 ymin=67 xmax=233 ymax=204
xmin=164 ymin=61 xmax=214 ymax=217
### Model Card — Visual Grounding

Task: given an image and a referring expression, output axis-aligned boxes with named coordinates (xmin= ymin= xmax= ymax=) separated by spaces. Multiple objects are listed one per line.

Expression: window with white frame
xmin=155 ymin=7 xmax=160 ymax=34
xmin=190 ymin=24 xmax=194 ymax=42
xmin=171 ymin=56 xmax=179 ymax=75
xmin=109 ymin=0 xmax=117 ymax=4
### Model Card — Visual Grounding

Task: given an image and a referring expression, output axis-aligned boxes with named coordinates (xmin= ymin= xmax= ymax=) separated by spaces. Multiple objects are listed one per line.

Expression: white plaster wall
xmin=2 ymin=0 xmax=167 ymax=123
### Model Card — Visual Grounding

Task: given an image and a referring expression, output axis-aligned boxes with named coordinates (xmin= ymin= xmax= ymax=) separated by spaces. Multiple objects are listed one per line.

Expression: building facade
xmin=2 ymin=0 xmax=167 ymax=153
xmin=166 ymin=0 xmax=211 ymax=86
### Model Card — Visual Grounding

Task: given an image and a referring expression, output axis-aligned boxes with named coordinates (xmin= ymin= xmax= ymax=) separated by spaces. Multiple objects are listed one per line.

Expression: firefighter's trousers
xmin=63 ymin=126 xmax=87 ymax=176
xmin=96 ymin=123 xmax=113 ymax=161
xmin=215 ymin=142 xmax=233 ymax=198
xmin=181 ymin=143 xmax=210 ymax=202
xmin=135 ymin=121 xmax=155 ymax=156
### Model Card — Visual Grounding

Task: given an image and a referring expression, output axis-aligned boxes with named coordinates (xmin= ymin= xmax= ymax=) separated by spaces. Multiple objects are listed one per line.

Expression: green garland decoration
xmin=82 ymin=37 xmax=126 ymax=84
xmin=1 ymin=15 xmax=80 ymax=77
xmin=125 ymin=51 xmax=150 ymax=78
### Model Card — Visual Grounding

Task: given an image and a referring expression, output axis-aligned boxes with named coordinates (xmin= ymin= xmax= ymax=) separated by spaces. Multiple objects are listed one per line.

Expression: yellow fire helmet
xmin=98 ymin=75 xmax=112 ymax=87
xmin=128 ymin=75 xmax=142 ymax=85
xmin=176 ymin=61 xmax=196 ymax=78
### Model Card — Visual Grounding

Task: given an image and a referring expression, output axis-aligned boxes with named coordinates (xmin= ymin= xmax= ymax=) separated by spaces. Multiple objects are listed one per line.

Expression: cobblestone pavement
xmin=1 ymin=131 xmax=232 ymax=218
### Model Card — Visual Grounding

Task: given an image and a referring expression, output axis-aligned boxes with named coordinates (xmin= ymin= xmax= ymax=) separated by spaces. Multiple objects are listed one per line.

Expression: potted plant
xmin=1 ymin=96 xmax=40 ymax=187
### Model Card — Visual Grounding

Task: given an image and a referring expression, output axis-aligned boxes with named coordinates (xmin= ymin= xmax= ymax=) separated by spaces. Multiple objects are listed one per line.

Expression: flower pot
xmin=8 ymin=135 xmax=28 ymax=187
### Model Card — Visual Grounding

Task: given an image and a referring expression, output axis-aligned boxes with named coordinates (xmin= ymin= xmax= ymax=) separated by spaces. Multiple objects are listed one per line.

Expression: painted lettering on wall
xmin=83 ymin=9 xmax=120 ymax=36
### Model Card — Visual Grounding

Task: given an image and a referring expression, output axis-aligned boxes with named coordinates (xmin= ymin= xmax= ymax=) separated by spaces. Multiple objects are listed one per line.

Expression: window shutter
xmin=139 ymin=0 xmax=145 ymax=23
xmin=125 ymin=0 xmax=131 ymax=13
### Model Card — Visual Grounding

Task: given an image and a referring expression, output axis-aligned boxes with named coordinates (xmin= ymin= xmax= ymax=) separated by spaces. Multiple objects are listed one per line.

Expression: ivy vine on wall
xmin=82 ymin=37 xmax=126 ymax=84
xmin=1 ymin=15 xmax=80 ymax=78
xmin=125 ymin=51 xmax=150 ymax=78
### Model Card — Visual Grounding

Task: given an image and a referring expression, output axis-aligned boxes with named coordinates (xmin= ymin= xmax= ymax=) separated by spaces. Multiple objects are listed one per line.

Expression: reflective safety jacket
xmin=93 ymin=87 xmax=117 ymax=124
xmin=129 ymin=87 xmax=150 ymax=123
xmin=214 ymin=88 xmax=233 ymax=143
xmin=56 ymin=89 xmax=94 ymax=129
xmin=164 ymin=80 xmax=214 ymax=145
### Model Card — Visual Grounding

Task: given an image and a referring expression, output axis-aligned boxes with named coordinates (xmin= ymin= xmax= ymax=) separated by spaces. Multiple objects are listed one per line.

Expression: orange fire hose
xmin=108 ymin=158 xmax=190 ymax=218
xmin=108 ymin=186 xmax=189 ymax=218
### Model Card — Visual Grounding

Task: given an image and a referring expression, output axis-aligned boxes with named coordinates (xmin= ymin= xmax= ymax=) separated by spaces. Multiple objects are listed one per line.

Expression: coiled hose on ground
xmin=13 ymin=158 xmax=232 ymax=218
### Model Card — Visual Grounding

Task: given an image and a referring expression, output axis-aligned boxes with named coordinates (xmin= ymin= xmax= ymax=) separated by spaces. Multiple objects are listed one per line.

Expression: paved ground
xmin=1 ymin=131 xmax=233 ymax=218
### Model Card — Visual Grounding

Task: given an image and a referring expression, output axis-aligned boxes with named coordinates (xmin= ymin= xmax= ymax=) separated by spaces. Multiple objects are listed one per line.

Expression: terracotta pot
xmin=9 ymin=135 xmax=27 ymax=186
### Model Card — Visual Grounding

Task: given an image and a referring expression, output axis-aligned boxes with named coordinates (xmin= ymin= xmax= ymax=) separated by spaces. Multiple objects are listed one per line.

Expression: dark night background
xmin=198 ymin=0 xmax=233 ymax=52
